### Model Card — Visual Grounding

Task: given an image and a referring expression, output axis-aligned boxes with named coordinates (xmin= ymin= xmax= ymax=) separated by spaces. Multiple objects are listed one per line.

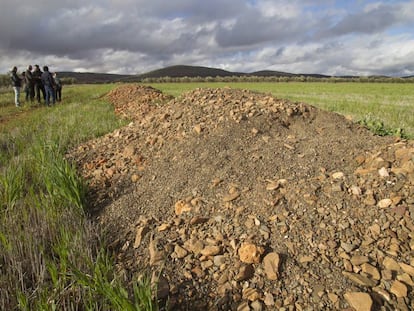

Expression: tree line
xmin=1 ymin=74 xmax=414 ymax=88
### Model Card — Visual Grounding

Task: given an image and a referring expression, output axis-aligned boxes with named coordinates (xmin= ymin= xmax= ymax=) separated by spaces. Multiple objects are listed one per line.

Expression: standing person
xmin=25 ymin=65 xmax=34 ymax=102
xmin=32 ymin=65 xmax=45 ymax=104
xmin=41 ymin=66 xmax=55 ymax=106
xmin=10 ymin=66 xmax=22 ymax=107
xmin=53 ymin=72 xmax=62 ymax=102
xmin=21 ymin=71 xmax=30 ymax=102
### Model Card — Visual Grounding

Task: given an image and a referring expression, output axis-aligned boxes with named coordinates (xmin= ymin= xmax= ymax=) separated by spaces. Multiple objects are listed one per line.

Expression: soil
xmin=66 ymin=84 xmax=414 ymax=310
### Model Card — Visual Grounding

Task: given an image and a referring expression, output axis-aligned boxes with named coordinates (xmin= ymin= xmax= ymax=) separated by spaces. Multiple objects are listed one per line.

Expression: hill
xmin=59 ymin=71 xmax=133 ymax=84
xmin=136 ymin=65 xmax=245 ymax=79
xmin=58 ymin=65 xmax=333 ymax=83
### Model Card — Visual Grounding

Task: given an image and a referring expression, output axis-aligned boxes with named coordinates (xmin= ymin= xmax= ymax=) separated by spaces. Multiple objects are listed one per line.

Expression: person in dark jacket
xmin=21 ymin=71 xmax=30 ymax=101
xmin=32 ymin=64 xmax=45 ymax=103
xmin=25 ymin=65 xmax=34 ymax=102
xmin=53 ymin=72 xmax=62 ymax=102
xmin=10 ymin=66 xmax=22 ymax=107
xmin=41 ymin=66 xmax=55 ymax=106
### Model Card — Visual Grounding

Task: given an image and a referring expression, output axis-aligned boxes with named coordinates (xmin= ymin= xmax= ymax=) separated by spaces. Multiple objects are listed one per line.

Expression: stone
xmin=242 ymin=288 xmax=261 ymax=301
xmin=122 ymin=144 xmax=135 ymax=157
xmin=149 ymin=238 xmax=164 ymax=266
xmin=299 ymin=255 xmax=314 ymax=264
xmin=174 ymin=244 xmax=188 ymax=259
xmin=341 ymin=242 xmax=357 ymax=253
xmin=378 ymin=167 xmax=389 ymax=177
xmin=200 ymin=245 xmax=221 ymax=256
xmin=237 ymin=301 xmax=250 ymax=311
xmin=361 ymin=263 xmax=380 ymax=280
xmin=262 ymin=252 xmax=281 ymax=280
xmin=344 ymin=292 xmax=373 ymax=311
xmin=131 ymin=174 xmax=140 ymax=182
xmin=328 ymin=293 xmax=338 ymax=304
xmin=377 ymin=198 xmax=392 ymax=208
xmin=383 ymin=257 xmax=400 ymax=271
xmin=235 ymin=264 xmax=255 ymax=281
xmin=332 ymin=171 xmax=344 ymax=179
xmin=350 ymin=255 xmax=369 ymax=266
xmin=390 ymin=280 xmax=408 ymax=298
xmin=263 ymin=292 xmax=275 ymax=306
xmin=174 ymin=200 xmax=192 ymax=215
xmin=399 ymin=262 xmax=414 ymax=277
xmin=223 ymin=192 xmax=240 ymax=202
xmin=238 ymin=243 xmax=264 ymax=264
xmin=250 ymin=300 xmax=263 ymax=311
xmin=133 ymin=225 xmax=150 ymax=248
xmin=152 ymin=274 xmax=170 ymax=300
xmin=342 ymin=271 xmax=377 ymax=287
xmin=157 ymin=223 xmax=170 ymax=232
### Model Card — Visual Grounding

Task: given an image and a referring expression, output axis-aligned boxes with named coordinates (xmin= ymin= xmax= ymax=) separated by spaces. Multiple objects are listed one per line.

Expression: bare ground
xmin=67 ymin=84 xmax=414 ymax=310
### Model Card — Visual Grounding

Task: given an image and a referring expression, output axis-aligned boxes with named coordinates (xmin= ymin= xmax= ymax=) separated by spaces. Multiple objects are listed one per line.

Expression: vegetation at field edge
xmin=0 ymin=84 xmax=158 ymax=310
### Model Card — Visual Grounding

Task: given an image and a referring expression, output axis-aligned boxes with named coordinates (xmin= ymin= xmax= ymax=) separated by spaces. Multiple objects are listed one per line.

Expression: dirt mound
xmin=67 ymin=85 xmax=414 ymax=310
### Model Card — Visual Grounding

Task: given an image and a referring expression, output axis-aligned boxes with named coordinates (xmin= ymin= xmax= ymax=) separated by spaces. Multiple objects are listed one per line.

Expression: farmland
xmin=0 ymin=82 xmax=413 ymax=310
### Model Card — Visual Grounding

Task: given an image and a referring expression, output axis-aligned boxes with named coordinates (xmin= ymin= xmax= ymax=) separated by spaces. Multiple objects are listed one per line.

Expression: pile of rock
xmin=67 ymin=84 xmax=413 ymax=310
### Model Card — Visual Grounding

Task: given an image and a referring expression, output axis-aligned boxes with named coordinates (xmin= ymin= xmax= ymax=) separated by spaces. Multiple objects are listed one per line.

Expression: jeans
xmin=44 ymin=85 xmax=55 ymax=106
xmin=13 ymin=86 xmax=21 ymax=106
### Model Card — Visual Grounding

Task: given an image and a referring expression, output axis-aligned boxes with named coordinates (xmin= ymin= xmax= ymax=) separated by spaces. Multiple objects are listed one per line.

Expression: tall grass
xmin=0 ymin=84 xmax=157 ymax=310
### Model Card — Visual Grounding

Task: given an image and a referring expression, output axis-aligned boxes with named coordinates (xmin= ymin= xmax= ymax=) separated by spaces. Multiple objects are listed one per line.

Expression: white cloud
xmin=0 ymin=0 xmax=413 ymax=76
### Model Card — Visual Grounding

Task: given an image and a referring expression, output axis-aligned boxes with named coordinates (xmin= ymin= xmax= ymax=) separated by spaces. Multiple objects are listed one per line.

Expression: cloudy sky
xmin=1 ymin=0 xmax=414 ymax=76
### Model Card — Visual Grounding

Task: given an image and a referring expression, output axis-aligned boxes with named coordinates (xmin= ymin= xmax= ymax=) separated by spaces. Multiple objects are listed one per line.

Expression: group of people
xmin=10 ymin=65 xmax=62 ymax=107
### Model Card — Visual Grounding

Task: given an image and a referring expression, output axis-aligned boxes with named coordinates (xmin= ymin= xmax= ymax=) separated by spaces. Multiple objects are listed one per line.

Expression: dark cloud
xmin=0 ymin=0 xmax=413 ymax=76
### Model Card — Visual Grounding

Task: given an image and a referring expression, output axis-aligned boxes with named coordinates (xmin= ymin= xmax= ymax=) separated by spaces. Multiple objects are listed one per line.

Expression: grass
xmin=0 ymin=84 xmax=158 ymax=310
xmin=146 ymin=82 xmax=414 ymax=138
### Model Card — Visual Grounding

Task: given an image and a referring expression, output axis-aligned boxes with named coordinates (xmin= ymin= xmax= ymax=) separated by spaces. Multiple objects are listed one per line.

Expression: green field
xmin=0 ymin=82 xmax=413 ymax=310
xmin=146 ymin=82 xmax=414 ymax=138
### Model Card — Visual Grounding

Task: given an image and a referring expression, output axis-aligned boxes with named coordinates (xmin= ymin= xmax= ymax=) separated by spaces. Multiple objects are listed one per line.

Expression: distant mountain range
xmin=58 ymin=65 xmax=410 ymax=84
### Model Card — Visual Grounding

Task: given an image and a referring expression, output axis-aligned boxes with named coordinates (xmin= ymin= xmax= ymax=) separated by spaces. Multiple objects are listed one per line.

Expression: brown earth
xmin=66 ymin=84 xmax=414 ymax=310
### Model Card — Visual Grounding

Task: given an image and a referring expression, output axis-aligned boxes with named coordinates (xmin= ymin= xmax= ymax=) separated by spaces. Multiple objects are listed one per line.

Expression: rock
xmin=341 ymin=242 xmax=357 ymax=253
xmin=263 ymin=292 xmax=275 ymax=306
xmin=250 ymin=300 xmax=263 ymax=311
xmin=174 ymin=200 xmax=192 ymax=215
xmin=332 ymin=171 xmax=344 ymax=179
xmin=235 ymin=264 xmax=255 ymax=281
xmin=361 ymin=263 xmax=380 ymax=280
xmin=149 ymin=238 xmax=164 ymax=266
xmin=342 ymin=272 xmax=377 ymax=287
xmin=262 ymin=252 xmax=281 ymax=280
xmin=174 ymin=244 xmax=188 ymax=259
xmin=390 ymin=280 xmax=408 ymax=298
xmin=344 ymin=292 xmax=373 ymax=311
xmin=237 ymin=301 xmax=250 ymax=311
xmin=383 ymin=257 xmax=400 ymax=271
xmin=200 ymin=245 xmax=221 ymax=256
xmin=378 ymin=167 xmax=389 ymax=177
xmin=131 ymin=174 xmax=140 ymax=182
xmin=242 ymin=288 xmax=261 ymax=301
xmin=223 ymin=192 xmax=240 ymax=202
xmin=399 ymin=262 xmax=414 ymax=277
xmin=152 ymin=274 xmax=170 ymax=300
xmin=157 ymin=223 xmax=170 ymax=232
xmin=238 ymin=243 xmax=264 ymax=264
xmin=350 ymin=255 xmax=369 ymax=266
xmin=133 ymin=225 xmax=150 ymax=248
xmin=378 ymin=198 xmax=392 ymax=208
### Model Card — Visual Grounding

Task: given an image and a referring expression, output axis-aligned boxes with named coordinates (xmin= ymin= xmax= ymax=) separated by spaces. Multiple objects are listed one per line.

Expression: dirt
xmin=66 ymin=84 xmax=414 ymax=310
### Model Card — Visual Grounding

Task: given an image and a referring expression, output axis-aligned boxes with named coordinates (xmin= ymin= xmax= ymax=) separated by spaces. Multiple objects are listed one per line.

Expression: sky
xmin=1 ymin=0 xmax=414 ymax=77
